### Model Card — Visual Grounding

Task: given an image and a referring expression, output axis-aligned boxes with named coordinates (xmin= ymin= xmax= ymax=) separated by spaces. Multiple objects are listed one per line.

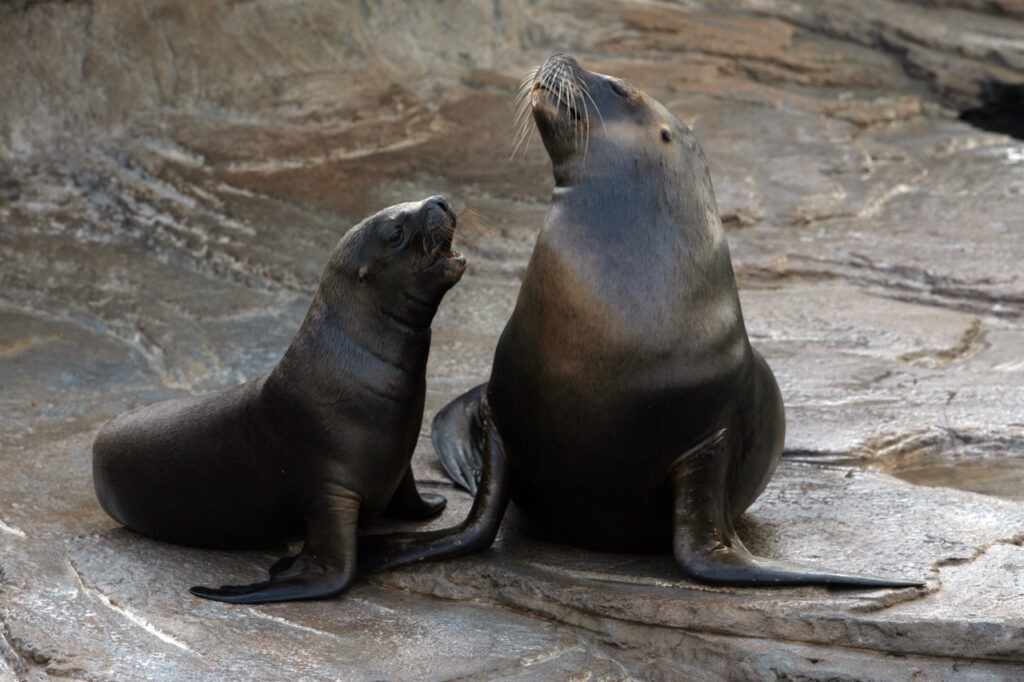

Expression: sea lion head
xmin=521 ymin=54 xmax=709 ymax=195
xmin=325 ymin=196 xmax=466 ymax=328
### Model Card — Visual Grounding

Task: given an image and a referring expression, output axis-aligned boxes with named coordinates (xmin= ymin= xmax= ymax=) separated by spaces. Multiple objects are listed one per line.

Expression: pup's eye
xmin=610 ymin=80 xmax=629 ymax=97
xmin=660 ymin=127 xmax=673 ymax=143
xmin=388 ymin=225 xmax=404 ymax=246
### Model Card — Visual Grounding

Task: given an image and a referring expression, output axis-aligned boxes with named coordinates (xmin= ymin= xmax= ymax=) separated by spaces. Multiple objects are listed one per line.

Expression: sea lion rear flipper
xmin=670 ymin=429 xmax=923 ymax=589
xmin=190 ymin=489 xmax=361 ymax=603
xmin=431 ymin=383 xmax=488 ymax=494
xmin=359 ymin=405 xmax=510 ymax=575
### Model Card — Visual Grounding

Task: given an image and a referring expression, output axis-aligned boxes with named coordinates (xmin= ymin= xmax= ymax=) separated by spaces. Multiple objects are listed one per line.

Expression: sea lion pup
xmin=358 ymin=55 xmax=921 ymax=589
xmin=92 ymin=196 xmax=467 ymax=603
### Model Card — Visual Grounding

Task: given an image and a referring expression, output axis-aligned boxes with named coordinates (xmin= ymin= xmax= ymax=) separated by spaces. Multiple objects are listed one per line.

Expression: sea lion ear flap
xmin=357 ymin=265 xmax=373 ymax=284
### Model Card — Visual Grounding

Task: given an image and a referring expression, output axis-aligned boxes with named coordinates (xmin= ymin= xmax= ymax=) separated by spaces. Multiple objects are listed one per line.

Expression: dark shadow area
xmin=959 ymin=82 xmax=1024 ymax=140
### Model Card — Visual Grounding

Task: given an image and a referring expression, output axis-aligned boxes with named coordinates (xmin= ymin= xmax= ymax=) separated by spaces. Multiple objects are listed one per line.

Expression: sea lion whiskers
xmin=511 ymin=67 xmax=540 ymax=159
xmin=510 ymin=115 xmax=535 ymax=160
xmin=554 ymin=62 xmax=569 ymax=119
xmin=569 ymin=66 xmax=595 ymax=161
xmin=532 ymin=59 xmax=593 ymax=162
xmin=422 ymin=206 xmax=458 ymax=258
xmin=449 ymin=204 xmax=492 ymax=250
xmin=552 ymin=62 xmax=583 ymax=119
xmin=576 ymin=76 xmax=605 ymax=139
xmin=553 ymin=62 xmax=591 ymax=162
xmin=553 ymin=62 xmax=582 ymax=153
xmin=557 ymin=63 xmax=582 ymax=123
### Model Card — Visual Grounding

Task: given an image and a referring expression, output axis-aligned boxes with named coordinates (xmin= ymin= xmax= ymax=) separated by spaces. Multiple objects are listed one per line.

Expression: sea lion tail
xmin=670 ymin=429 xmax=924 ymax=589
xmin=431 ymin=383 xmax=488 ymax=495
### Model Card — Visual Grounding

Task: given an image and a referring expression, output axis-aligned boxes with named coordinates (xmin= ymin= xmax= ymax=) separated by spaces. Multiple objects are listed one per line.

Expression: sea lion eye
xmin=610 ymin=80 xmax=629 ymax=97
xmin=660 ymin=127 xmax=673 ymax=143
xmin=388 ymin=225 xmax=404 ymax=247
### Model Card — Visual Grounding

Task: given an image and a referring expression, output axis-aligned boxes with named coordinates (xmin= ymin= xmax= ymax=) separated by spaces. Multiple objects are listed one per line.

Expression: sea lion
xmin=92 ymin=196 xmax=467 ymax=603
xmin=357 ymin=55 xmax=921 ymax=588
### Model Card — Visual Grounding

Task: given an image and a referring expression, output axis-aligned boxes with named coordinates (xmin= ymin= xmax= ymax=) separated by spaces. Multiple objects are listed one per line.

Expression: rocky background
xmin=1 ymin=1 xmax=1022 ymax=679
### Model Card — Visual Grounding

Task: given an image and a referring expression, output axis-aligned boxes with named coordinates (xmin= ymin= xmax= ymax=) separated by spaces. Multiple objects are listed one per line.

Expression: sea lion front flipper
xmin=382 ymin=466 xmax=447 ymax=520
xmin=190 ymin=489 xmax=361 ymax=603
xmin=431 ymin=383 xmax=488 ymax=494
xmin=670 ymin=429 xmax=923 ymax=589
xmin=358 ymin=405 xmax=510 ymax=575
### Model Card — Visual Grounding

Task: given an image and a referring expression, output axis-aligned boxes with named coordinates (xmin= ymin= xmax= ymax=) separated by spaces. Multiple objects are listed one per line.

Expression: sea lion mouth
xmin=433 ymin=230 xmax=464 ymax=265
xmin=533 ymin=55 xmax=590 ymax=122
xmin=532 ymin=81 xmax=584 ymax=123
xmin=424 ymin=203 xmax=466 ymax=275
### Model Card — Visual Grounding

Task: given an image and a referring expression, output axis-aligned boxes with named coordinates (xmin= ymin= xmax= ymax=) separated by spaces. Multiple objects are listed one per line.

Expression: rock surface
xmin=1 ymin=1 xmax=1022 ymax=680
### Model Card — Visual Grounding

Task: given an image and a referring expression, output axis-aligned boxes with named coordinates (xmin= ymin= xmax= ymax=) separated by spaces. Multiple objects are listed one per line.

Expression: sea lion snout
xmin=424 ymin=194 xmax=454 ymax=221
xmin=421 ymin=195 xmax=457 ymax=251
xmin=530 ymin=55 xmax=586 ymax=120
xmin=418 ymin=195 xmax=464 ymax=272
xmin=538 ymin=53 xmax=581 ymax=77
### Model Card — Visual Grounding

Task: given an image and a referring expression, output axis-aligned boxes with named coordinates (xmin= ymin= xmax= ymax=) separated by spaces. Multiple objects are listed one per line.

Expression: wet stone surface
xmin=1 ymin=1 xmax=1023 ymax=680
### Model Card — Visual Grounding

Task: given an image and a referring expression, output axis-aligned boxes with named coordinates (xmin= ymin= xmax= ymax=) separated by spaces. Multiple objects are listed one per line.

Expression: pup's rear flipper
xmin=671 ymin=430 xmax=923 ymax=588
xmin=431 ymin=383 xmax=487 ymax=494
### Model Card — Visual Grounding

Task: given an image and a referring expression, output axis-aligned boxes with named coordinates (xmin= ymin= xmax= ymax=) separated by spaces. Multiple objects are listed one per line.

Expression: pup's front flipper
xmin=671 ymin=429 xmax=924 ymax=588
xmin=190 ymin=489 xmax=361 ymax=603
xmin=382 ymin=465 xmax=446 ymax=521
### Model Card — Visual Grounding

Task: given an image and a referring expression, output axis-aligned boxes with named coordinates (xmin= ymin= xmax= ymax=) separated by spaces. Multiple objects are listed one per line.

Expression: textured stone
xmin=1 ymin=1 xmax=1022 ymax=680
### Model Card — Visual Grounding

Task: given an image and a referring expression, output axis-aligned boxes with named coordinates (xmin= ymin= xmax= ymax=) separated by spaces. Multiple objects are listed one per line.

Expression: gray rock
xmin=1 ymin=1 xmax=1022 ymax=679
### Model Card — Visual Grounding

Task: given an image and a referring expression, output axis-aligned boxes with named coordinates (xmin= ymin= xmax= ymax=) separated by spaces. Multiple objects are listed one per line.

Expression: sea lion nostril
xmin=610 ymin=80 xmax=629 ymax=97
xmin=545 ymin=53 xmax=574 ymax=67
xmin=427 ymin=195 xmax=455 ymax=223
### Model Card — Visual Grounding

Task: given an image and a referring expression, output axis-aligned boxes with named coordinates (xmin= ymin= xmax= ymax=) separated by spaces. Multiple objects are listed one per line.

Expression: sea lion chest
xmin=267 ymin=317 xmax=428 ymax=520
xmin=487 ymin=197 xmax=750 ymax=547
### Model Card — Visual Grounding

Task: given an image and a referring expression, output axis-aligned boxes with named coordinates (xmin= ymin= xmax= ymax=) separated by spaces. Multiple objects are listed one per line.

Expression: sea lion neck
xmin=331 ymin=289 xmax=431 ymax=353
xmin=548 ymin=168 xmax=726 ymax=258
xmin=284 ymin=290 xmax=431 ymax=385
xmin=549 ymin=158 xmax=588 ymax=188
xmin=376 ymin=289 xmax=446 ymax=335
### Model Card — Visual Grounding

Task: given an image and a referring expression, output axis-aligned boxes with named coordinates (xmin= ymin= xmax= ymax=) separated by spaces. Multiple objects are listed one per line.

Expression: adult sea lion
xmin=359 ymin=55 xmax=921 ymax=588
xmin=92 ymin=196 xmax=467 ymax=603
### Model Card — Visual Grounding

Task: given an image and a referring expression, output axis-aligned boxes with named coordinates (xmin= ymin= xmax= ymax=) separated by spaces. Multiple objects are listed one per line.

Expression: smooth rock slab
xmin=375 ymin=463 xmax=1024 ymax=679
xmin=4 ymin=454 xmax=1019 ymax=680
xmin=3 ymin=525 xmax=631 ymax=680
